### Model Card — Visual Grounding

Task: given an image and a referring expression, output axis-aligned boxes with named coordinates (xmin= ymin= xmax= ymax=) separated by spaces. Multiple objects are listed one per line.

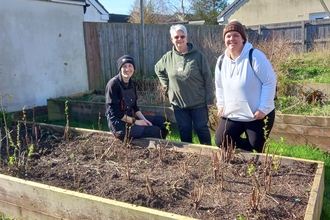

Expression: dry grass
xmin=135 ymin=78 xmax=169 ymax=106
xmin=249 ymin=33 xmax=295 ymax=97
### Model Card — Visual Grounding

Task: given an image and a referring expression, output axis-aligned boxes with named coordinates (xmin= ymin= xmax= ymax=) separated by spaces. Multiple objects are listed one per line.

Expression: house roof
xmin=109 ymin=14 xmax=130 ymax=23
xmin=217 ymin=0 xmax=242 ymax=24
xmin=88 ymin=0 xmax=109 ymax=14
xmin=170 ymin=19 xmax=205 ymax=25
xmin=46 ymin=0 xmax=85 ymax=3
xmin=85 ymin=0 xmax=110 ymax=21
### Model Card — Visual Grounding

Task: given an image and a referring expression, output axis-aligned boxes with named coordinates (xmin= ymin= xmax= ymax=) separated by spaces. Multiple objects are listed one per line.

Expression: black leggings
xmin=214 ymin=110 xmax=275 ymax=152
xmin=119 ymin=115 xmax=168 ymax=141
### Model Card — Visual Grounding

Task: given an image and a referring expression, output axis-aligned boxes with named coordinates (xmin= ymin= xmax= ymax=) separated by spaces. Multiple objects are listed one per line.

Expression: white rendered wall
xmin=0 ymin=0 xmax=89 ymax=112
xmin=84 ymin=0 xmax=109 ymax=22
xmin=222 ymin=0 xmax=330 ymax=26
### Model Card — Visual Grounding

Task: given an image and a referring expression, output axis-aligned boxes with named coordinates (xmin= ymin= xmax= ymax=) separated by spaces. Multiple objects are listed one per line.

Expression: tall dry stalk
xmin=249 ymin=187 xmax=260 ymax=212
xmin=64 ymin=100 xmax=70 ymax=141
xmin=219 ymin=135 xmax=236 ymax=163
xmin=212 ymin=152 xmax=220 ymax=180
xmin=146 ymin=175 xmax=155 ymax=198
xmin=191 ymin=180 xmax=204 ymax=210
xmin=125 ymin=142 xmax=132 ymax=180
xmin=0 ymin=91 xmax=10 ymax=156
xmin=98 ymin=112 xmax=102 ymax=130
xmin=158 ymin=141 xmax=166 ymax=162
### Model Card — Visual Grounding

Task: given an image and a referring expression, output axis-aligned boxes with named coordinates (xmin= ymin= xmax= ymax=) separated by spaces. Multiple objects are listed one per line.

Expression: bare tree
xmin=129 ymin=0 xmax=172 ymax=24
xmin=165 ymin=0 xmax=194 ymax=22
xmin=128 ymin=0 xmax=228 ymax=24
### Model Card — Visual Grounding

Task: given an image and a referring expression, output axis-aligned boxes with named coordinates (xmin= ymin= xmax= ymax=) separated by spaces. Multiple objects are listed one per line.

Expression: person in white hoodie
xmin=214 ymin=20 xmax=277 ymax=152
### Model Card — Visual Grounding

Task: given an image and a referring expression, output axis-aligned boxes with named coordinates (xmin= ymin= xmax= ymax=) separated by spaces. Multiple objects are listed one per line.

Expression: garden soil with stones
xmin=0 ymin=127 xmax=317 ymax=220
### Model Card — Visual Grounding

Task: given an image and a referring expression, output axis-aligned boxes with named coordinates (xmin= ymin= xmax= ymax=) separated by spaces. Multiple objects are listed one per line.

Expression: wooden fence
xmin=248 ymin=19 xmax=330 ymax=53
xmin=84 ymin=19 xmax=330 ymax=90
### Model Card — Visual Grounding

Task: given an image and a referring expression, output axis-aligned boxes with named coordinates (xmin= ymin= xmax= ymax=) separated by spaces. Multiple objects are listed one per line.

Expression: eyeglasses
xmin=173 ymin=35 xmax=186 ymax=40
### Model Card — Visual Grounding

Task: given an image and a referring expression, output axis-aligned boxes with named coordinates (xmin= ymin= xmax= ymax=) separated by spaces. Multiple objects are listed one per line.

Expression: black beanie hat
xmin=117 ymin=55 xmax=135 ymax=72
xmin=223 ymin=20 xmax=247 ymax=42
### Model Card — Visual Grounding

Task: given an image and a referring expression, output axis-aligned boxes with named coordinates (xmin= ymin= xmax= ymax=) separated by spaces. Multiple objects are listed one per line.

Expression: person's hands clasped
xmin=135 ymin=119 xmax=152 ymax=126
xmin=254 ymin=110 xmax=266 ymax=120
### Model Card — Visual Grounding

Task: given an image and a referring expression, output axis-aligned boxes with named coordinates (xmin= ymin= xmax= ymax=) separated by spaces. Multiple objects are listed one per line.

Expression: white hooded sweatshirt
xmin=215 ymin=41 xmax=277 ymax=122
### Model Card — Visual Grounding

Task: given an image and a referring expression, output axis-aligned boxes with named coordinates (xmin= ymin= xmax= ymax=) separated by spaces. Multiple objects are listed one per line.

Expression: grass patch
xmin=280 ymin=51 xmax=330 ymax=83
xmin=0 ymin=214 xmax=12 ymax=220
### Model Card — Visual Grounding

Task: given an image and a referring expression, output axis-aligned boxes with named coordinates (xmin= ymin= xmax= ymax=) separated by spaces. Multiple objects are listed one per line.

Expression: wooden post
xmin=140 ymin=0 xmax=146 ymax=76
xmin=301 ymin=21 xmax=306 ymax=53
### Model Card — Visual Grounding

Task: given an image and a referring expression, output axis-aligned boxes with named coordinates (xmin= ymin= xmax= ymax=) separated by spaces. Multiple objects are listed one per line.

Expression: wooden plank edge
xmin=0 ymin=174 xmax=196 ymax=220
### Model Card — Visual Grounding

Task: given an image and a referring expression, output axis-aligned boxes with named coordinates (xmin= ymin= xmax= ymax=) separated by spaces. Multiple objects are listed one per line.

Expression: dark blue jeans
xmin=110 ymin=115 xmax=168 ymax=141
xmin=128 ymin=115 xmax=168 ymax=140
xmin=173 ymin=106 xmax=211 ymax=145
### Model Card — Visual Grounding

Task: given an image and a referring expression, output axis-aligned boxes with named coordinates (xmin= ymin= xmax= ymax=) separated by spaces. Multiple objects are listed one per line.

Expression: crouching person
xmin=105 ymin=55 xmax=168 ymax=141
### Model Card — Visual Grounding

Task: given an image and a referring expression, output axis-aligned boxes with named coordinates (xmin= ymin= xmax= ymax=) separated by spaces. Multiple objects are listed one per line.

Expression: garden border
xmin=0 ymin=123 xmax=325 ymax=220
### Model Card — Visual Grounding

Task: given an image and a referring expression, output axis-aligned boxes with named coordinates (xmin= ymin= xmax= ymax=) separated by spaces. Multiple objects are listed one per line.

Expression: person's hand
xmin=144 ymin=119 xmax=152 ymax=126
xmin=254 ymin=110 xmax=266 ymax=120
xmin=217 ymin=108 xmax=224 ymax=117
xmin=207 ymin=104 xmax=214 ymax=109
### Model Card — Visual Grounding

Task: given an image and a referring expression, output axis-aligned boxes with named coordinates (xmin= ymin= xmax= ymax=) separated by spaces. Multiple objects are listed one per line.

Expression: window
xmin=310 ymin=12 xmax=329 ymax=20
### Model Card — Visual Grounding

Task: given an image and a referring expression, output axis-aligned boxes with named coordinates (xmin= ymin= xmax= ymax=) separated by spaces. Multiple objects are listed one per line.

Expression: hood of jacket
xmin=224 ymin=41 xmax=253 ymax=62
xmin=172 ymin=42 xmax=197 ymax=56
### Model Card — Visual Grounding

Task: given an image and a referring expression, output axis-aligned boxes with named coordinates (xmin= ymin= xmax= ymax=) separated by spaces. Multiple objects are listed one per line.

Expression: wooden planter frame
xmin=0 ymin=123 xmax=325 ymax=220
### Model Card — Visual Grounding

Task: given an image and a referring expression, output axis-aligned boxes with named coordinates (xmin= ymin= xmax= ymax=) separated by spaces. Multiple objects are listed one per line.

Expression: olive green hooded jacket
xmin=155 ymin=42 xmax=214 ymax=109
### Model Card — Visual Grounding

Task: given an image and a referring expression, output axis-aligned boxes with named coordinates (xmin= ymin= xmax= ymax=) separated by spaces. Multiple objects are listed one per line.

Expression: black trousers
xmin=119 ymin=115 xmax=168 ymax=141
xmin=214 ymin=110 xmax=275 ymax=152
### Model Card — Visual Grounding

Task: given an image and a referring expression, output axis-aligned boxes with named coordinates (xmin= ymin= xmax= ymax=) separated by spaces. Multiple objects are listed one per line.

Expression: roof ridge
xmin=217 ymin=0 xmax=243 ymax=22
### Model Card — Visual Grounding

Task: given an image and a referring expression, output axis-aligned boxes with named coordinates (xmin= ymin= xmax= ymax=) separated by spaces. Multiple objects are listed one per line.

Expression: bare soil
xmin=0 ymin=124 xmax=317 ymax=220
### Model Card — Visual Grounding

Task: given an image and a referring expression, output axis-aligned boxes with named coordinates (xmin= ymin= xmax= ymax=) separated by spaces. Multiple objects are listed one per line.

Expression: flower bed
xmin=0 ymin=123 xmax=325 ymax=220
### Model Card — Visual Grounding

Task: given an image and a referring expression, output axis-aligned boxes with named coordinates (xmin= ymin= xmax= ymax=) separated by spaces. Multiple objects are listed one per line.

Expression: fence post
xmin=140 ymin=0 xmax=146 ymax=76
xmin=301 ymin=21 xmax=306 ymax=53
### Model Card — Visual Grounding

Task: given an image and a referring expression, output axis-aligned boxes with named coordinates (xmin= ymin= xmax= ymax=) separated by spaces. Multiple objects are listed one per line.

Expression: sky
xmin=99 ymin=0 xmax=235 ymax=15
xmin=100 ymin=0 xmax=134 ymax=14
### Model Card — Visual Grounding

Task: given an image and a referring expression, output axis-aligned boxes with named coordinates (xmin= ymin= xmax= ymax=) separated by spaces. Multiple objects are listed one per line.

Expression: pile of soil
xmin=0 ymin=125 xmax=317 ymax=219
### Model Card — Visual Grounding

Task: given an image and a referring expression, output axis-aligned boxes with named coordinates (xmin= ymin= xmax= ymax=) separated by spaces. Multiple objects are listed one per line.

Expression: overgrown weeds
xmin=252 ymin=33 xmax=330 ymax=116
xmin=0 ymin=94 xmax=39 ymax=177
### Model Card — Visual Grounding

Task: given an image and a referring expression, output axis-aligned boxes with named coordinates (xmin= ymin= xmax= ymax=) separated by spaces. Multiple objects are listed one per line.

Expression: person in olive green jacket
xmin=154 ymin=24 xmax=214 ymax=145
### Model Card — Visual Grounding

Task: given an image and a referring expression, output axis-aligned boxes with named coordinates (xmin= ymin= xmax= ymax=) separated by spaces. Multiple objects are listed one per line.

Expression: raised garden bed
xmin=0 ymin=123 xmax=325 ymax=219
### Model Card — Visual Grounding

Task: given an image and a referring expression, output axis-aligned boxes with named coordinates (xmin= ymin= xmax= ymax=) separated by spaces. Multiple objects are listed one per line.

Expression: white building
xmin=0 ymin=0 xmax=94 ymax=112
